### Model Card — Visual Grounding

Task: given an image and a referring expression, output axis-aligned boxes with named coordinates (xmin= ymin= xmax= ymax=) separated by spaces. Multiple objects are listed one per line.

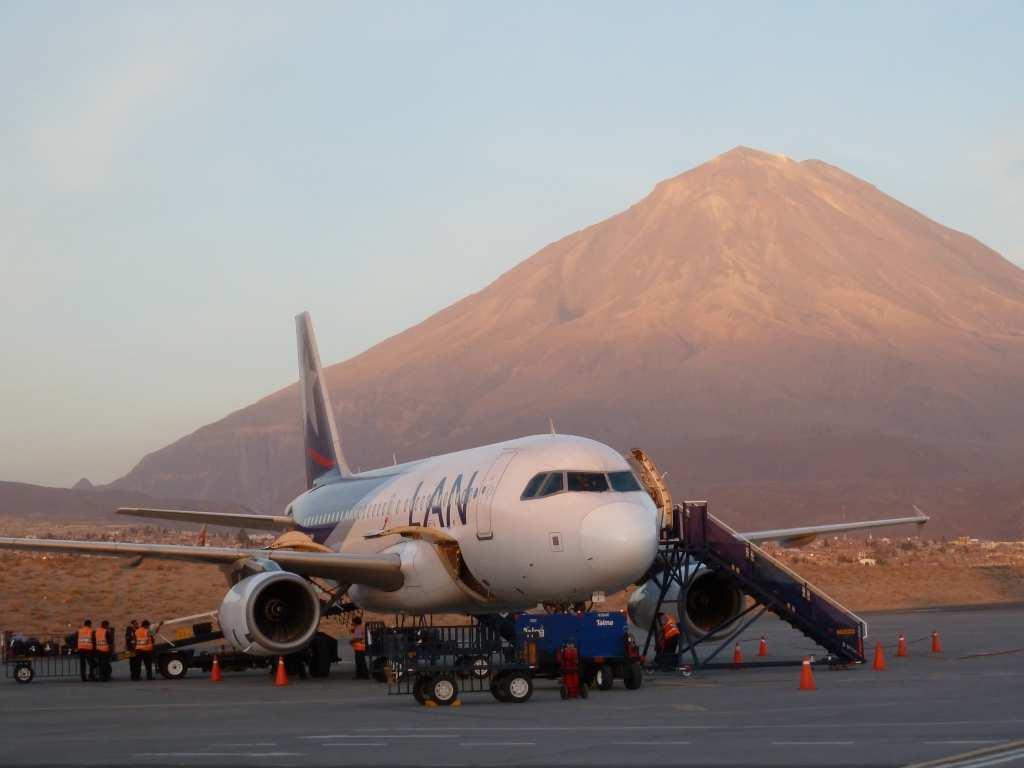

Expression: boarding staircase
xmin=657 ymin=502 xmax=866 ymax=665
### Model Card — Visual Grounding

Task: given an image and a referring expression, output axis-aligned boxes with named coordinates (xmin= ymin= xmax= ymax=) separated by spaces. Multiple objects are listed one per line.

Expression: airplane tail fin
xmin=295 ymin=312 xmax=351 ymax=487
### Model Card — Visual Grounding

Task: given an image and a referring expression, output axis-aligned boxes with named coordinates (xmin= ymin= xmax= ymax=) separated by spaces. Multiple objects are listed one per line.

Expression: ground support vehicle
xmin=2 ymin=632 xmax=79 ymax=683
xmin=366 ymin=623 xmax=535 ymax=706
xmin=516 ymin=612 xmax=643 ymax=691
xmin=148 ymin=614 xmax=339 ymax=680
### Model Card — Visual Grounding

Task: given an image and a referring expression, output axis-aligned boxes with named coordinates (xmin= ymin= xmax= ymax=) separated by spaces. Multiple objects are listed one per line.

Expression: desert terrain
xmin=2 ymin=519 xmax=1021 ymax=640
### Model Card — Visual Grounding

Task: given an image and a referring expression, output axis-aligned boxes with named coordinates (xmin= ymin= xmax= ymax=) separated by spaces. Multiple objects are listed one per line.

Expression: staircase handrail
xmin=706 ymin=512 xmax=868 ymax=639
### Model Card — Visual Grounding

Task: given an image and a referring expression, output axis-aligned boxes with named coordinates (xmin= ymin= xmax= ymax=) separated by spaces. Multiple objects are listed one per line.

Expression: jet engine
xmin=218 ymin=571 xmax=321 ymax=656
xmin=628 ymin=567 xmax=744 ymax=640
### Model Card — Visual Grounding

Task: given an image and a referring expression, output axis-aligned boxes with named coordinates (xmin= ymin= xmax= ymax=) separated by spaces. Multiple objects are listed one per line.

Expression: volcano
xmin=113 ymin=147 xmax=1024 ymax=537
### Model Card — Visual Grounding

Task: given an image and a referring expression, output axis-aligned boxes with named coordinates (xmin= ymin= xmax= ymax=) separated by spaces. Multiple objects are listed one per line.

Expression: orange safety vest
xmin=134 ymin=626 xmax=154 ymax=651
xmin=660 ymin=614 xmax=681 ymax=641
xmin=351 ymin=626 xmax=366 ymax=653
xmin=94 ymin=629 xmax=110 ymax=653
xmin=76 ymin=627 xmax=94 ymax=652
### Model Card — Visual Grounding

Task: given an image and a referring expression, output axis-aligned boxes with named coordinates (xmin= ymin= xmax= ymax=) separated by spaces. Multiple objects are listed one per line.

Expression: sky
xmin=1 ymin=1 xmax=1021 ymax=487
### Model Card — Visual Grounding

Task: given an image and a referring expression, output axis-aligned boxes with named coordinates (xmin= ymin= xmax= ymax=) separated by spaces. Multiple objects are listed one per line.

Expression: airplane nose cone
xmin=580 ymin=502 xmax=659 ymax=586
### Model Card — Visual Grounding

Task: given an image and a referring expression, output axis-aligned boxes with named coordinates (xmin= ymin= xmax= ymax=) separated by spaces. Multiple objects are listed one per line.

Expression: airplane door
xmin=475 ymin=450 xmax=517 ymax=541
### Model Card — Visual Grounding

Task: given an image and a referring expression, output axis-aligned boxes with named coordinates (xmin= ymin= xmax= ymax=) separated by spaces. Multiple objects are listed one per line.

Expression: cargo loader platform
xmin=642 ymin=501 xmax=867 ymax=669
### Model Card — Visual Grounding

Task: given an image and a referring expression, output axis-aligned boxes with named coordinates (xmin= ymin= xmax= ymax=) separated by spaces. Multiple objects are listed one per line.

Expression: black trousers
xmin=78 ymin=652 xmax=91 ymax=681
xmin=655 ymin=636 xmax=679 ymax=669
xmin=96 ymin=652 xmax=112 ymax=681
xmin=129 ymin=652 xmax=141 ymax=680
xmin=137 ymin=651 xmax=154 ymax=680
xmin=354 ymin=651 xmax=369 ymax=679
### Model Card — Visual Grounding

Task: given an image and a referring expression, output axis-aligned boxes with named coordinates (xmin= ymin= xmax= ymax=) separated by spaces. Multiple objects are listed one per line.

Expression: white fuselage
xmin=287 ymin=434 xmax=660 ymax=614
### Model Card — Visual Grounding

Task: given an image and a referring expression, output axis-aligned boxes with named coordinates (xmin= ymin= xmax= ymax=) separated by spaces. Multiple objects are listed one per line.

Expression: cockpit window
xmin=537 ymin=471 xmax=565 ymax=497
xmin=608 ymin=470 xmax=642 ymax=492
xmin=566 ymin=471 xmax=609 ymax=492
xmin=521 ymin=472 xmax=546 ymax=499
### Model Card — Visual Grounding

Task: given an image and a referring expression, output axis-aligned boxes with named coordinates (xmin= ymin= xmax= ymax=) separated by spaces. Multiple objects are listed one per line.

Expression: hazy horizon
xmin=1 ymin=1 xmax=1021 ymax=488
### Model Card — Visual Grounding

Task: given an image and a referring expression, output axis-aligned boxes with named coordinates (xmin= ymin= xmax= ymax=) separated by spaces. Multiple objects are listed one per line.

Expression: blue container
xmin=516 ymin=612 xmax=628 ymax=661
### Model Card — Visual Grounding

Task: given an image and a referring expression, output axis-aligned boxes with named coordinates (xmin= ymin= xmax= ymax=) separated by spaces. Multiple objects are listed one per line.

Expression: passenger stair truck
xmin=642 ymin=501 xmax=867 ymax=670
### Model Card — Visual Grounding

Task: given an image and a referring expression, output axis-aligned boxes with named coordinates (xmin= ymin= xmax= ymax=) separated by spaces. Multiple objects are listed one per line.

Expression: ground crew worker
xmin=76 ymin=618 xmax=95 ymax=682
xmin=655 ymin=611 xmax=681 ymax=667
xmin=134 ymin=619 xmax=155 ymax=680
xmin=94 ymin=622 xmax=112 ymax=684
xmin=350 ymin=616 xmax=369 ymax=679
xmin=125 ymin=619 xmax=140 ymax=680
xmin=95 ymin=620 xmax=114 ymax=681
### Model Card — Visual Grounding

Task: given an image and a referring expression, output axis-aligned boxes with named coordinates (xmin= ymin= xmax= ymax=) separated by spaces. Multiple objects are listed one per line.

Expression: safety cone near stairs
xmin=758 ymin=637 xmax=768 ymax=657
xmin=275 ymin=656 xmax=288 ymax=686
xmin=798 ymin=657 xmax=816 ymax=691
xmin=897 ymin=634 xmax=908 ymax=658
xmin=732 ymin=643 xmax=743 ymax=666
xmin=931 ymin=631 xmax=943 ymax=654
xmin=872 ymin=641 xmax=886 ymax=671
xmin=210 ymin=656 xmax=222 ymax=682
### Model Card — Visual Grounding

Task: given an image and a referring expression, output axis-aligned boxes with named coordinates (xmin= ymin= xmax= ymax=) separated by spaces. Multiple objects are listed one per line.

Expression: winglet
xmin=296 ymin=312 xmax=351 ymax=487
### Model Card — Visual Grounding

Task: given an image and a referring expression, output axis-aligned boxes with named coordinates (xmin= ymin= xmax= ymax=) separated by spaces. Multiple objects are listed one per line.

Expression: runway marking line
xmin=322 ymin=743 xmax=386 ymax=748
xmin=611 ymin=741 xmax=692 ymax=746
xmin=459 ymin=742 xmax=535 ymax=747
xmin=301 ymin=734 xmax=459 ymax=739
xmin=772 ymin=741 xmax=855 ymax=746
xmin=132 ymin=752 xmax=305 ymax=758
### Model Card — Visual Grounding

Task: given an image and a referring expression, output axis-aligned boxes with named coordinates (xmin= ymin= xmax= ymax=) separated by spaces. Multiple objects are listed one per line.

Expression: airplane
xmin=0 ymin=313 xmax=928 ymax=658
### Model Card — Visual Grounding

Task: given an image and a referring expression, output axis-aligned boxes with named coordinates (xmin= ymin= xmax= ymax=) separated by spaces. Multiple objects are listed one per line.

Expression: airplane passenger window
xmin=567 ymin=472 xmax=609 ymax=492
xmin=521 ymin=473 xmax=546 ymax=499
xmin=537 ymin=471 xmax=565 ymax=497
xmin=608 ymin=471 xmax=642 ymax=492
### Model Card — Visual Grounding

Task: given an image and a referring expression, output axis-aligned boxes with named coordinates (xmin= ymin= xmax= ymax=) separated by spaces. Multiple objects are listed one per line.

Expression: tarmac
xmin=1 ymin=603 xmax=1023 ymax=767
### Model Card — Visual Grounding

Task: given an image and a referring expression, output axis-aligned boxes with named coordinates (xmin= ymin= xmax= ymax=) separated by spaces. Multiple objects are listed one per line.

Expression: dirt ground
xmin=1 ymin=521 xmax=1022 ymax=639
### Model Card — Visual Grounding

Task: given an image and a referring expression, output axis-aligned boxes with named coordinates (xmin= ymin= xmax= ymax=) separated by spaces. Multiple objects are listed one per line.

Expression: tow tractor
xmin=147 ymin=611 xmax=339 ymax=680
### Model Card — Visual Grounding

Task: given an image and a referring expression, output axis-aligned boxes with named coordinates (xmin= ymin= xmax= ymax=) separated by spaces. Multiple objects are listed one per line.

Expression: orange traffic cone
xmin=758 ymin=636 xmax=768 ymax=657
xmin=732 ymin=642 xmax=743 ymax=666
xmin=798 ymin=657 xmax=816 ymax=691
xmin=931 ymin=631 xmax=942 ymax=654
xmin=896 ymin=634 xmax=908 ymax=658
xmin=210 ymin=655 xmax=222 ymax=682
xmin=872 ymin=641 xmax=886 ymax=671
xmin=274 ymin=656 xmax=288 ymax=686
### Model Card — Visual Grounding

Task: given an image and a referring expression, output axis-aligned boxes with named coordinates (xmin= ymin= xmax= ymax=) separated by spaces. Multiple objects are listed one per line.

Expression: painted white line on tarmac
xmin=611 ymin=741 xmax=692 ymax=746
xmin=133 ymin=753 xmax=305 ymax=758
xmin=322 ymin=743 xmax=386 ymax=748
xmin=219 ymin=743 xmax=277 ymax=747
xmin=772 ymin=741 xmax=855 ymax=746
xmin=459 ymin=742 xmax=535 ymax=747
xmin=302 ymin=734 xmax=459 ymax=739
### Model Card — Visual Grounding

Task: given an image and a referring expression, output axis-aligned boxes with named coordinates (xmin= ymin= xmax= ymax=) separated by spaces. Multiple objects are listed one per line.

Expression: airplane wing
xmin=740 ymin=508 xmax=929 ymax=547
xmin=0 ymin=537 xmax=402 ymax=590
xmin=117 ymin=507 xmax=296 ymax=532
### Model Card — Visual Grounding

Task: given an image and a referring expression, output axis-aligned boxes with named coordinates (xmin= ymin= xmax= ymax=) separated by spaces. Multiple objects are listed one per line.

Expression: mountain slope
xmin=112 ymin=147 xmax=1024 ymax=536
